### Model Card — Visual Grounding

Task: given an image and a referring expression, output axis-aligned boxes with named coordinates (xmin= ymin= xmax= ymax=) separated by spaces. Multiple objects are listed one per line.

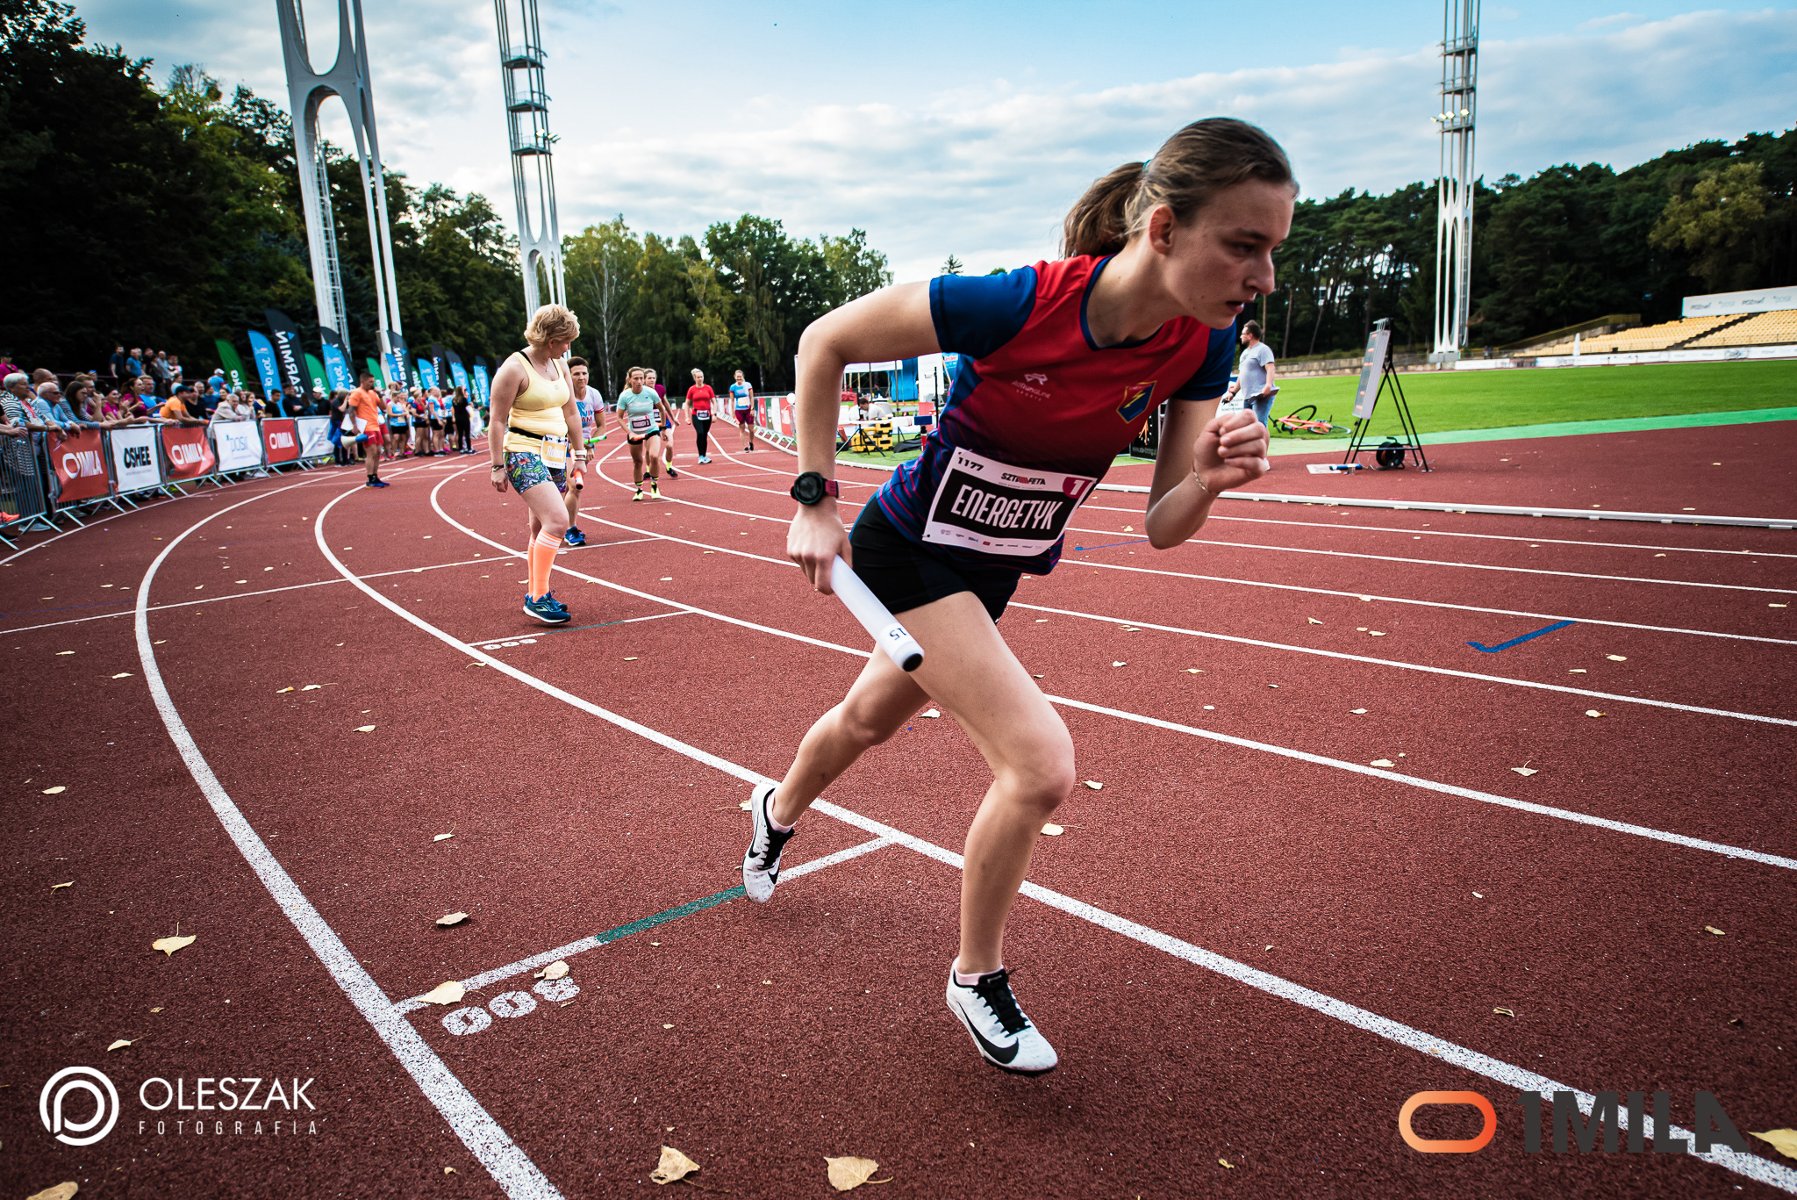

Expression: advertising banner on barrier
xmin=161 ymin=426 xmax=217 ymax=480
xmin=214 ymin=339 xmax=250 ymax=391
xmin=110 ymin=426 xmax=161 ymax=492
xmin=265 ymin=308 xmax=309 ymax=402
xmin=263 ymin=418 xmax=300 ymax=465
xmin=778 ymin=395 xmax=795 ymax=438
xmin=213 ymin=420 xmax=263 ymax=473
xmin=296 ymin=416 xmax=333 ymax=459
xmin=50 ymin=429 xmax=110 ymax=503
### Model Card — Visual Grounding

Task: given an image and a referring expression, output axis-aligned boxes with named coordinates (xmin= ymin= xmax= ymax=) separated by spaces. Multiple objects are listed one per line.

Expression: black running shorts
xmin=847 ymin=502 xmax=1021 ymax=623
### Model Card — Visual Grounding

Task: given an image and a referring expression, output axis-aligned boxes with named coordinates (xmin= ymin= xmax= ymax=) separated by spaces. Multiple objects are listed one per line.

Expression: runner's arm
xmin=789 ymin=282 xmax=939 ymax=591
xmin=1143 ymin=397 xmax=1267 ymax=548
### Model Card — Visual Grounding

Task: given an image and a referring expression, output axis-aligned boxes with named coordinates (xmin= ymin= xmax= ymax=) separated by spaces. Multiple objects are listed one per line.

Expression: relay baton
xmin=830 ymin=556 xmax=924 ymax=672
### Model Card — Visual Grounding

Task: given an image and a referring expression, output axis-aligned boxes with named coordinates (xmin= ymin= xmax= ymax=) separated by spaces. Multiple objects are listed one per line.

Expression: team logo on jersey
xmin=1014 ymin=372 xmax=1052 ymax=402
xmin=1119 ymin=380 xmax=1157 ymax=422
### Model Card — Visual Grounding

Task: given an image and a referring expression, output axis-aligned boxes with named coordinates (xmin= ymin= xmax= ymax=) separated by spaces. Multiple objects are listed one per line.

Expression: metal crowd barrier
xmin=0 ymin=418 xmax=339 ymax=544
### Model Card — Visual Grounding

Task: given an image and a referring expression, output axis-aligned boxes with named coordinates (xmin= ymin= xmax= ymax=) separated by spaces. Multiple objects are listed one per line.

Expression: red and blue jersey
xmin=873 ymin=255 xmax=1234 ymax=573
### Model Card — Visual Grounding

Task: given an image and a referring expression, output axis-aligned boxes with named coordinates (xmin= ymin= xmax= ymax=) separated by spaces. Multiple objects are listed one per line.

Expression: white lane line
xmin=1010 ymin=601 xmax=1797 ymax=728
xmin=391 ymin=836 xmax=894 ymax=1016
xmin=483 ymin=467 xmax=1797 ymax=722
xmin=464 ymin=608 xmax=692 ymax=648
xmin=320 ymin=488 xmax=1797 ymax=1195
xmin=1135 ymin=509 xmax=1797 ymax=560
xmin=1064 ymin=557 xmax=1797 ymax=648
xmin=136 ymin=480 xmax=561 ymax=1199
xmin=693 ymin=440 xmax=1797 ymax=564
xmin=588 ymin=459 xmax=1797 ymax=648
xmin=0 ymin=557 xmax=493 ymax=637
xmin=1131 ymin=534 xmax=1797 ymax=596
xmin=428 ymin=467 xmax=1797 ymax=870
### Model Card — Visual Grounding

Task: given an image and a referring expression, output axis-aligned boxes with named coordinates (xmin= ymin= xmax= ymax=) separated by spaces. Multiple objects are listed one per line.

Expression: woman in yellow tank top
xmin=487 ymin=304 xmax=586 ymax=625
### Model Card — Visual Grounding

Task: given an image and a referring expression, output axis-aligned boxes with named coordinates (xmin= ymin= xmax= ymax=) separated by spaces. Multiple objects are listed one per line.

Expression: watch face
xmin=792 ymin=473 xmax=823 ymax=504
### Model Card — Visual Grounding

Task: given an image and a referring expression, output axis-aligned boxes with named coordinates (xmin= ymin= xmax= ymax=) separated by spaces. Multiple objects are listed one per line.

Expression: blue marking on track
xmin=1467 ymin=619 xmax=1576 ymax=654
xmin=1072 ymin=538 xmax=1150 ymax=552
xmin=592 ymin=885 xmax=744 ymax=946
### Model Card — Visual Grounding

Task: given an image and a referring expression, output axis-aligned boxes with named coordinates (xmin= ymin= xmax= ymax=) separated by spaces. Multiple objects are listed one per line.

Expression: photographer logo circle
xmin=40 ymin=1066 xmax=120 ymax=1146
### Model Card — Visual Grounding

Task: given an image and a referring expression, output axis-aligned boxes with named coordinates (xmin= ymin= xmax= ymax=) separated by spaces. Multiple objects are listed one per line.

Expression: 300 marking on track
xmin=436 ymin=977 xmax=578 ymax=1037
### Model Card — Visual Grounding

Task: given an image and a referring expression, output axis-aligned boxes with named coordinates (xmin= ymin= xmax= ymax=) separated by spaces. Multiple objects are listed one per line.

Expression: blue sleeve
xmin=1171 ymin=326 xmax=1237 ymax=401
xmin=928 ymin=266 xmax=1038 ymax=360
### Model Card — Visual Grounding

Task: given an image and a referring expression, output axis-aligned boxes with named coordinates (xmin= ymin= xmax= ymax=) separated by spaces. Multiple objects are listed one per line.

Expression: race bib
xmin=922 ymin=446 xmax=1095 ymax=558
xmin=629 ymin=411 xmax=654 ymax=435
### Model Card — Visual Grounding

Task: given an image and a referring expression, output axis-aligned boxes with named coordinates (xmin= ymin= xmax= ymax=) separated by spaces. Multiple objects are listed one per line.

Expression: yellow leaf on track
xmin=1083 ymin=780 xmax=1103 ymax=790
xmin=651 ymin=1145 xmax=700 ymax=1185
xmin=1185 ymin=667 xmax=1202 ymax=674
xmin=1704 ymin=926 xmax=1726 ymax=936
xmin=302 ymin=684 xmax=322 ymax=691
xmin=421 ymin=981 xmax=465 ymax=1006
xmin=436 ymin=912 xmax=469 ymax=928
xmin=28 ymin=1184 xmax=78 ymax=1200
xmin=152 ymin=934 xmax=196 ymax=957
xmin=1368 ymin=630 xmax=1386 ymax=637
xmin=433 ymin=833 xmax=454 ymax=842
xmin=1307 ymin=617 xmax=1323 ymax=625
xmin=51 ymin=881 xmax=72 ymax=891
xmin=1750 ymin=1129 xmax=1797 ymax=1159
xmin=1219 ymin=1158 xmax=1235 ymax=1169
xmin=111 ymin=672 xmax=133 ymax=679
xmin=1040 ymin=823 xmax=1065 ymax=836
xmin=1606 ymin=654 xmax=1628 ymax=662
xmin=56 ymin=650 xmax=75 ymax=656
xmin=1349 ymin=708 xmax=1368 ymax=715
xmin=42 ymin=786 xmax=66 ymax=795
xmin=1511 ymin=766 xmax=1538 ymax=777
xmin=1111 ymin=660 xmax=1127 ymax=667
xmin=1370 ymin=759 xmax=1395 ymax=768
xmin=107 ymin=1039 xmax=134 ymax=1052
xmin=1585 ymin=710 xmax=1605 ymax=718
xmin=354 ymin=725 xmax=376 ymax=733
xmin=277 ymin=686 xmax=295 ymax=693
xmin=921 ymin=708 xmax=941 ymax=718
xmin=535 ymin=961 xmax=570 ymax=980
xmin=825 ymin=1156 xmax=883 ymax=1191
xmin=1493 ymin=1006 xmax=1515 ymax=1018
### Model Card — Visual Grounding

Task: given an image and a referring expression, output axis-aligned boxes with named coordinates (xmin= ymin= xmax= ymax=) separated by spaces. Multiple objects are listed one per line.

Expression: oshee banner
xmin=213 ymin=420 xmax=263 ymax=473
xmin=161 ymin=426 xmax=217 ymax=481
xmin=262 ymin=418 xmax=300 ymax=465
xmin=110 ymin=427 xmax=161 ymax=492
xmin=296 ymin=416 xmax=333 ymax=459
xmin=50 ymin=429 xmax=110 ymax=503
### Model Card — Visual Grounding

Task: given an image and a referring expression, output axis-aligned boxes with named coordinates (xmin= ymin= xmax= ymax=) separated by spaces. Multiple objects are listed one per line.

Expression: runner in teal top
xmin=617 ymin=366 xmax=674 ymax=500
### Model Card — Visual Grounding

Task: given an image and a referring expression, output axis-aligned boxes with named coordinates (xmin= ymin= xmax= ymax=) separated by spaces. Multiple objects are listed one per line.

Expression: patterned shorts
xmin=507 ymin=450 xmax=567 ymax=496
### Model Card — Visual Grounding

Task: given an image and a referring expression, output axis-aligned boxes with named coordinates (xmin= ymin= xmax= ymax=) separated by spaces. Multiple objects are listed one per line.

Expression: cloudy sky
xmin=79 ymin=1 xmax=1797 ymax=283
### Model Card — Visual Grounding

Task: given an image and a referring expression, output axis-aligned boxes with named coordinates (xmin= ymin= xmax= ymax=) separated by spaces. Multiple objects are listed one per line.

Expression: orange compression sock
xmin=528 ymin=530 xmax=561 ymax=597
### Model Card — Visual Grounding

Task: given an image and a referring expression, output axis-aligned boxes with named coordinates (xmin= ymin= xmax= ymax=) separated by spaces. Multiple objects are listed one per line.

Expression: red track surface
xmin=3 ymin=423 xmax=1795 ymax=1199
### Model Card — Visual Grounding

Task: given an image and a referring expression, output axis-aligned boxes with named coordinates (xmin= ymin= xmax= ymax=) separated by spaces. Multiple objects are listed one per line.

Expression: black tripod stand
xmin=1343 ymin=326 xmax=1430 ymax=471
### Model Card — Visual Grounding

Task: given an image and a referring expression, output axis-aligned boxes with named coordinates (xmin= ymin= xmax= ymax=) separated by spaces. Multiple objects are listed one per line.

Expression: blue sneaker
xmin=523 ymin=594 xmax=570 ymax=625
xmin=564 ymin=527 xmax=586 ymax=547
xmin=540 ymin=590 xmax=569 ymax=613
xmin=368 ymin=478 xmax=390 ymax=488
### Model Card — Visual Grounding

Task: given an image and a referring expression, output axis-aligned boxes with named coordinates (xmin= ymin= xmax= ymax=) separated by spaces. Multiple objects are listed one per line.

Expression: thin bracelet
xmin=1190 ymin=471 xmax=1211 ymax=498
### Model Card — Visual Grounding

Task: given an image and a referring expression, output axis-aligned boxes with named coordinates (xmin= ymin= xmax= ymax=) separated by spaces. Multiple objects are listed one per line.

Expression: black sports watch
xmin=790 ymin=472 xmax=840 ymax=506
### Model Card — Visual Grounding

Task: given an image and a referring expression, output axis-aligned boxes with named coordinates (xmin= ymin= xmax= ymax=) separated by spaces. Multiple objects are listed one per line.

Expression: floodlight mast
xmin=1431 ymin=0 xmax=1479 ymax=363
xmin=494 ymin=0 xmax=567 ymax=314
xmin=275 ymin=0 xmax=406 ymax=363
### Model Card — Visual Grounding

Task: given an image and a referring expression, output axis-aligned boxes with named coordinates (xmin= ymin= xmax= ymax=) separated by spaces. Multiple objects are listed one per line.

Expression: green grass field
xmin=834 ymin=359 xmax=1797 ymax=466
xmin=1270 ymin=359 xmax=1797 ymax=436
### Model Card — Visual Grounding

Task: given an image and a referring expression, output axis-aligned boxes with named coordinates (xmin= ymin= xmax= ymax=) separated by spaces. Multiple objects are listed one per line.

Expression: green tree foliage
xmin=1650 ymin=161 xmax=1771 ymax=291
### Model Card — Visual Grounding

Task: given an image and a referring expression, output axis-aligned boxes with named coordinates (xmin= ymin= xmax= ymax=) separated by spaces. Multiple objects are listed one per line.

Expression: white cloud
xmin=73 ymin=4 xmax=1797 ymax=287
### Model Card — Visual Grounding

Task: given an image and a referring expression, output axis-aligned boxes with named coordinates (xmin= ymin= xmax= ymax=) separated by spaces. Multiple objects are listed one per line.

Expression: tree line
xmin=3 ymin=0 xmax=1791 ymax=380
xmin=1263 ymin=126 xmax=1795 ymax=358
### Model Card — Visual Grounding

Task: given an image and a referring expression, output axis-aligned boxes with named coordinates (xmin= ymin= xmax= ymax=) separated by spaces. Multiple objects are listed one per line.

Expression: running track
xmin=3 ymin=421 xmax=1794 ymax=1198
